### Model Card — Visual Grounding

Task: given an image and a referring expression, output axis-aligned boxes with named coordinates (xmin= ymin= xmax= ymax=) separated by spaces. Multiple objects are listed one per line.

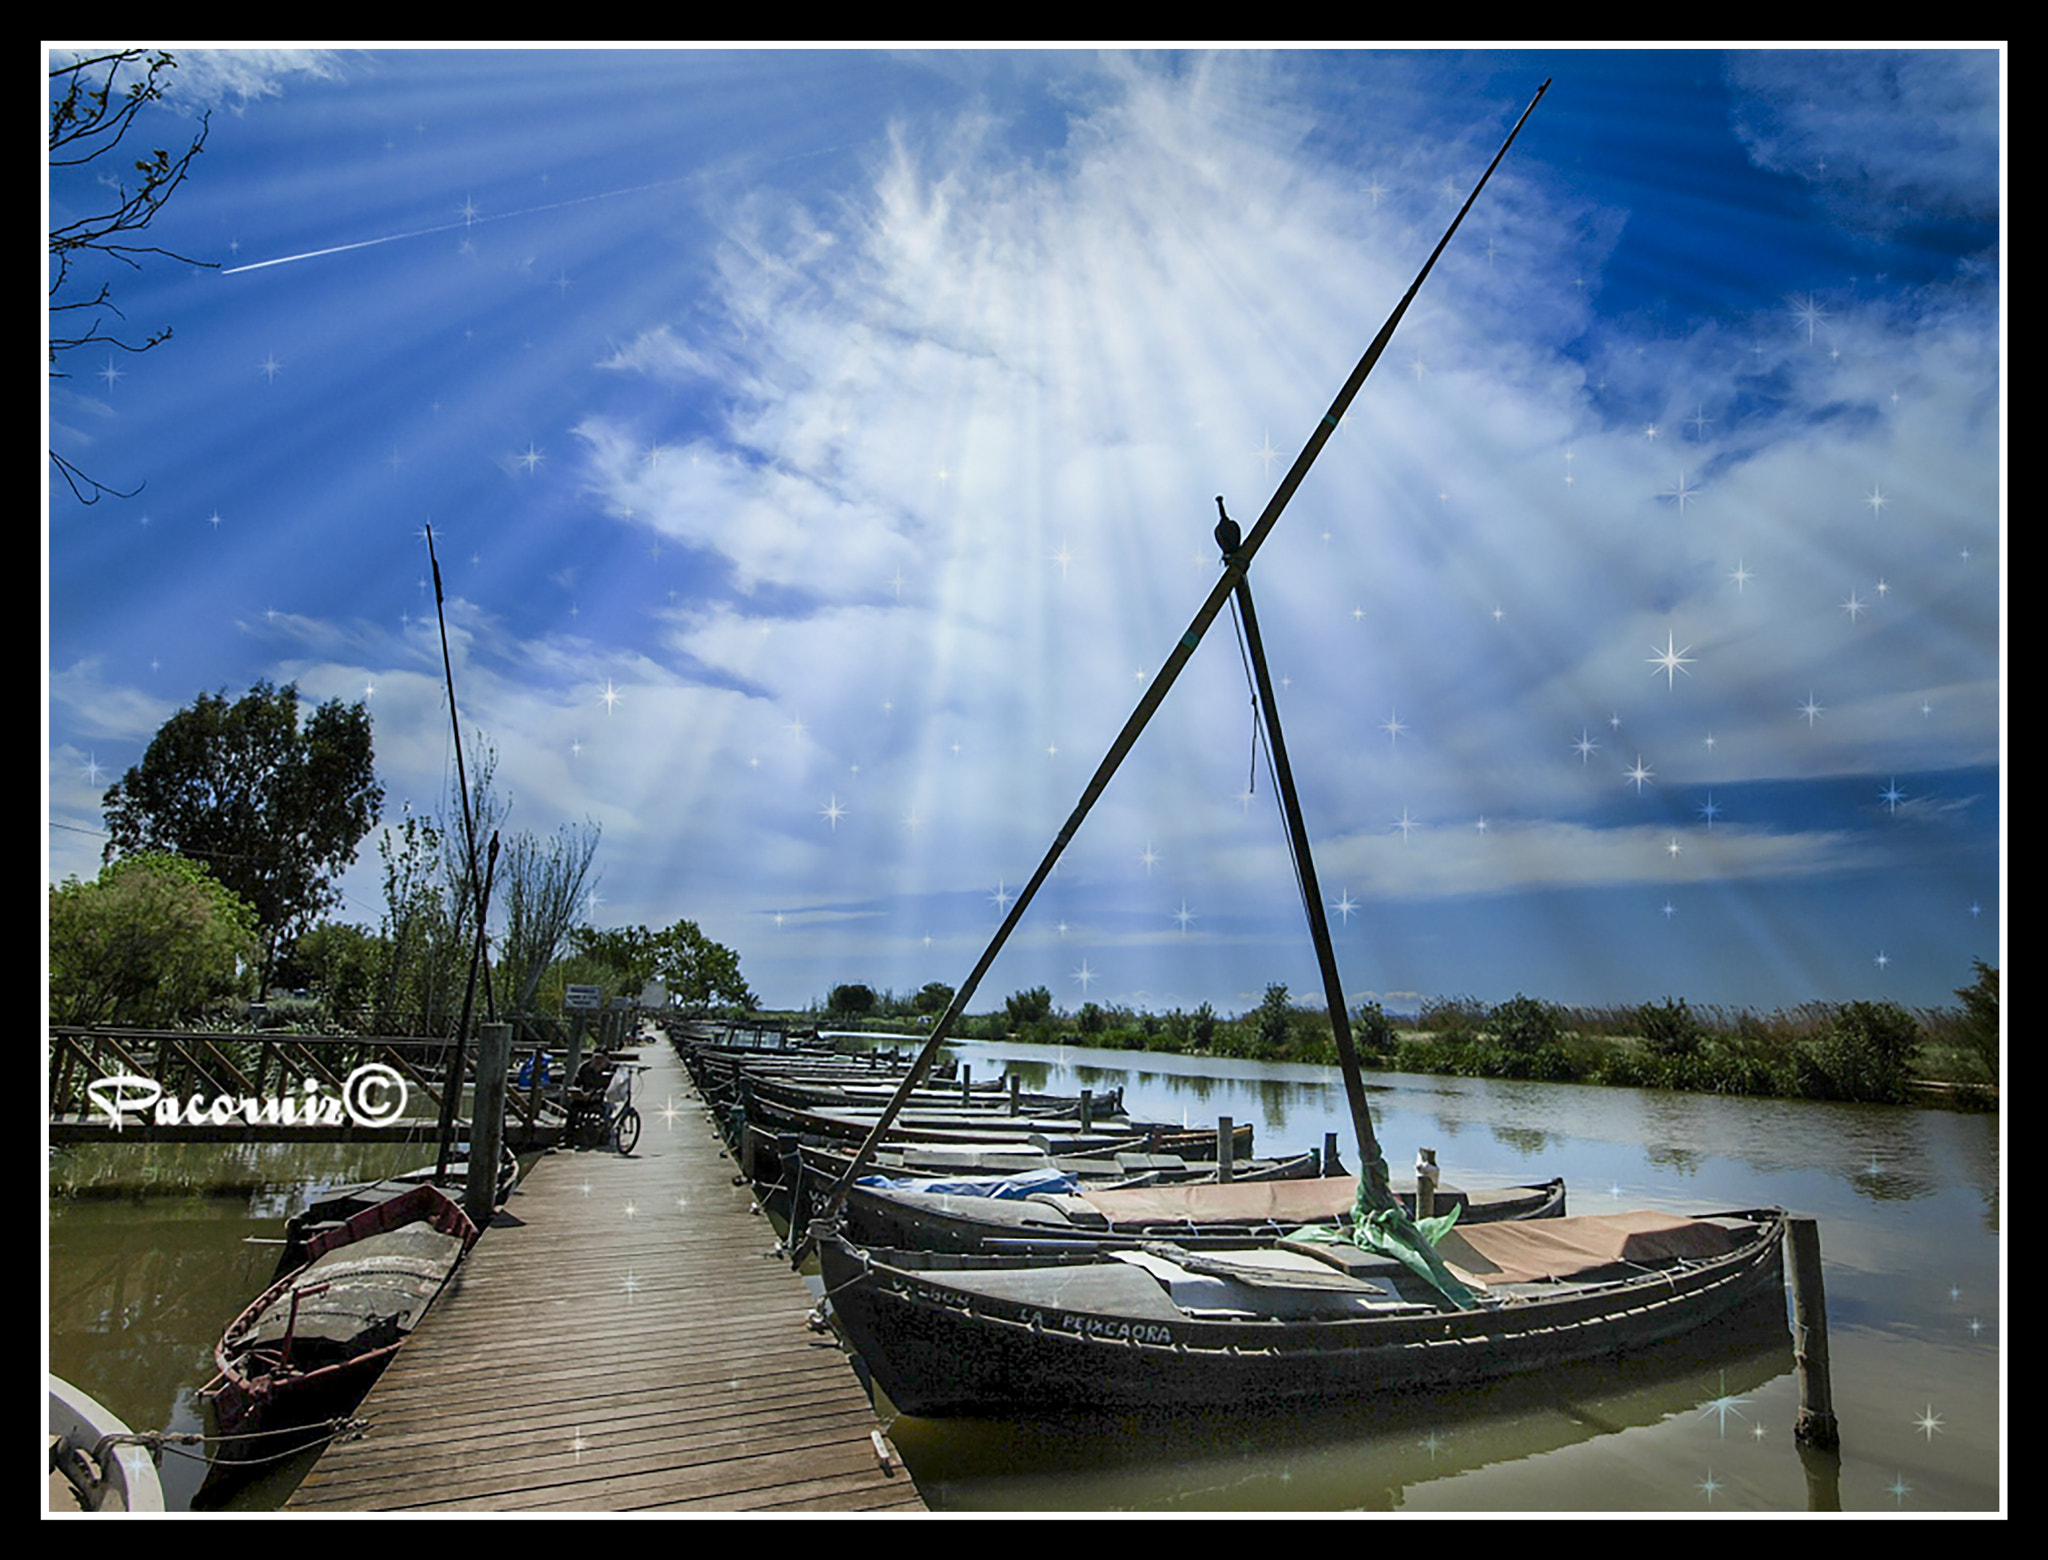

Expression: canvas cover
xmin=1435 ymin=1210 xmax=1740 ymax=1288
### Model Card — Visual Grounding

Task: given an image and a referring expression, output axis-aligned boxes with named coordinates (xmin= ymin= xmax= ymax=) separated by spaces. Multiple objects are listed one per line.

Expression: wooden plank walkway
xmin=286 ymin=1037 xmax=924 ymax=1512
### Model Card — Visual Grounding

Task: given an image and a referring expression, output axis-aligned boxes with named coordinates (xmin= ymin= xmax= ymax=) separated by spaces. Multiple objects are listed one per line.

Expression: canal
xmin=45 ymin=1041 xmax=2002 ymax=1513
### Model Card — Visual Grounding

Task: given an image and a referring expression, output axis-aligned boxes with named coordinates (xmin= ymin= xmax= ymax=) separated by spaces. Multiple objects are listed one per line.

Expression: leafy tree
xmin=1254 ymin=983 xmax=1294 ymax=1052
xmin=48 ymin=50 xmax=217 ymax=503
xmin=1487 ymin=993 xmax=1565 ymax=1054
xmin=569 ymin=924 xmax=665 ymax=994
xmin=498 ymin=820 xmax=602 ymax=1014
xmin=49 ymin=853 xmax=258 ymax=1026
xmin=101 ymin=680 xmax=383 ymax=999
xmin=652 ymin=919 xmax=755 ymax=1012
xmin=1004 ymin=986 xmax=1053 ymax=1030
xmin=374 ymin=802 xmax=460 ymax=1033
xmin=829 ymin=983 xmax=877 ymax=1017
xmin=913 ymin=981 xmax=955 ymax=1016
xmin=277 ymin=920 xmax=383 ymax=1029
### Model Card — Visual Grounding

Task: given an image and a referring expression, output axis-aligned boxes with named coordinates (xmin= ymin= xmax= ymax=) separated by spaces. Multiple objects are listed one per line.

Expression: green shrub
xmin=1953 ymin=959 xmax=1999 ymax=1083
xmin=1637 ymin=996 xmax=1705 ymax=1057
xmin=1805 ymin=1000 xmax=1921 ymax=1103
xmin=1352 ymin=1000 xmax=1397 ymax=1061
xmin=1488 ymin=993 xmax=1565 ymax=1054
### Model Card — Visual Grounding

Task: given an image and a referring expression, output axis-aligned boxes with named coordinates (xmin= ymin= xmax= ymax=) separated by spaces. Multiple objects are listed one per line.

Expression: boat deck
xmin=284 ymin=1038 xmax=924 ymax=1513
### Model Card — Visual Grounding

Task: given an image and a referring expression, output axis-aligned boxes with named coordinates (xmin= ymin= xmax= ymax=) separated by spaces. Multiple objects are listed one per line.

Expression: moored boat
xmin=823 ymin=1170 xmax=1567 ymax=1255
xmin=203 ymin=1182 xmax=478 ymax=1470
xmin=48 ymin=1374 xmax=166 ymax=1512
xmin=815 ymin=1204 xmax=1787 ymax=1416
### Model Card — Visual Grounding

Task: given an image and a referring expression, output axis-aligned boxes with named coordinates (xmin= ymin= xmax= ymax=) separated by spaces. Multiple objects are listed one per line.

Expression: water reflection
xmin=890 ymin=1297 xmax=1794 ymax=1512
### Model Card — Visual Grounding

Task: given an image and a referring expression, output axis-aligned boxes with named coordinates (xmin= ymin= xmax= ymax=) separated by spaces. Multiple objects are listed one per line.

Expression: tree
xmin=101 ymin=679 xmax=383 ymax=998
xmin=829 ymin=983 xmax=877 ymax=1017
xmin=49 ymin=853 xmax=258 ymax=1026
xmin=48 ymin=49 xmax=217 ymax=503
xmin=569 ymin=925 xmax=664 ymax=994
xmin=913 ymin=981 xmax=955 ymax=1016
xmin=563 ymin=919 xmax=753 ymax=1013
xmin=1004 ymin=986 xmax=1053 ymax=1030
xmin=374 ymin=802 xmax=460 ymax=1033
xmin=652 ymin=919 xmax=755 ymax=1012
xmin=497 ymin=821 xmax=602 ymax=1014
xmin=278 ymin=920 xmax=383 ymax=1029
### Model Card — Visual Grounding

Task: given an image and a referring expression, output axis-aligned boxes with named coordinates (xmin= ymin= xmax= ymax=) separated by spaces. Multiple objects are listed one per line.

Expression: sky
xmin=45 ymin=46 xmax=2004 ymax=1020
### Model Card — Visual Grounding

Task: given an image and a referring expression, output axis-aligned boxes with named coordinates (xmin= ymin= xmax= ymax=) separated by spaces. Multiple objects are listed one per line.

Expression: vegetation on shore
xmin=794 ymin=961 xmax=2001 ymax=1110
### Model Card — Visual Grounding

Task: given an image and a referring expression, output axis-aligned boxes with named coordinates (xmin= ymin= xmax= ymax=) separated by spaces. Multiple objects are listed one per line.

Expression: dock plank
xmin=285 ymin=1039 xmax=922 ymax=1512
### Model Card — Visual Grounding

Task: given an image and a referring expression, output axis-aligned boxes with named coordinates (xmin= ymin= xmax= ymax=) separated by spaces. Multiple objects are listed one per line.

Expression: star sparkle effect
xmin=1648 ymin=632 xmax=1695 ymax=689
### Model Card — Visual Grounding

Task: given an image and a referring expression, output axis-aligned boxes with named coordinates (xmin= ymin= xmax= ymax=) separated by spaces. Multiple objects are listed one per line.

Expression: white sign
xmin=564 ymin=984 xmax=604 ymax=1011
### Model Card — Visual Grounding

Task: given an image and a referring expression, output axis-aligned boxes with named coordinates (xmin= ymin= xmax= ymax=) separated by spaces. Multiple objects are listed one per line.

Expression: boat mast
xmin=426 ymin=524 xmax=500 ymax=1184
xmin=810 ymin=78 xmax=1550 ymax=1228
xmin=1216 ymin=507 xmax=1384 ymax=1189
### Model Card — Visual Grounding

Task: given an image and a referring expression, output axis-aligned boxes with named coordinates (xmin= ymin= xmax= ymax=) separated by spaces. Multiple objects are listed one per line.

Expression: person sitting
xmin=568 ymin=1052 xmax=613 ymax=1142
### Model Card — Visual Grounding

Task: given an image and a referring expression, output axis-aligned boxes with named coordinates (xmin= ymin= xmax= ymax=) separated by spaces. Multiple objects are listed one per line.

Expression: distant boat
xmin=48 ymin=1374 xmax=166 ymax=1512
xmin=815 ymin=1205 xmax=1786 ymax=1416
xmin=203 ymin=1182 xmax=478 ymax=1471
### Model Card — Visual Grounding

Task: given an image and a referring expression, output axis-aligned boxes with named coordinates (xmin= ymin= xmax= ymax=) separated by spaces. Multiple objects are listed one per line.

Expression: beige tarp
xmin=1435 ymin=1210 xmax=1740 ymax=1288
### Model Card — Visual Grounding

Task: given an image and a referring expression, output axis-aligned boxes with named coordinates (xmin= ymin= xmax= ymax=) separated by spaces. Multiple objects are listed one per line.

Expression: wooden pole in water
xmin=1787 ymin=1215 xmax=1839 ymax=1448
xmin=465 ymin=1021 xmax=510 ymax=1230
xmin=1217 ymin=1116 xmax=1236 ymax=1181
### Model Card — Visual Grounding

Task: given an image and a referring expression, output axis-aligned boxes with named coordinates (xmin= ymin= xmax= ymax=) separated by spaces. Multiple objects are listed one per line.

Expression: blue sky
xmin=46 ymin=46 xmax=2004 ymax=1018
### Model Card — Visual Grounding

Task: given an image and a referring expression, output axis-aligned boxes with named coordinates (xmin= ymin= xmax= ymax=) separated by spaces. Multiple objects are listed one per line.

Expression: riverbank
xmin=775 ymin=975 xmax=2001 ymax=1112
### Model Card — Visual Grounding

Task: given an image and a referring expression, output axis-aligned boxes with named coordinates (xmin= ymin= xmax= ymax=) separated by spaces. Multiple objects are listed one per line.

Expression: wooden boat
xmin=821 ymin=1170 xmax=1567 ymax=1255
xmin=274 ymin=1141 xmax=516 ymax=1275
xmin=203 ymin=1182 xmax=478 ymax=1466
xmin=814 ymin=1204 xmax=1787 ymax=1416
xmin=48 ymin=1374 xmax=166 ymax=1512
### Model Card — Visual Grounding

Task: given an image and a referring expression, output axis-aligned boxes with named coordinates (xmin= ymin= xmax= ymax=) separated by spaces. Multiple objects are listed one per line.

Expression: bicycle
xmin=568 ymin=1063 xmax=645 ymax=1154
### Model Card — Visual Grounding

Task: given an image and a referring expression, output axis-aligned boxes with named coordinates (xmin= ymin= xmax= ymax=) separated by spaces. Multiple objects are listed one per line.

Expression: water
xmin=45 ymin=1047 xmax=2002 ymax=1513
xmin=45 ymin=1140 xmax=458 ymax=1511
xmin=884 ymin=1040 xmax=2004 ymax=1513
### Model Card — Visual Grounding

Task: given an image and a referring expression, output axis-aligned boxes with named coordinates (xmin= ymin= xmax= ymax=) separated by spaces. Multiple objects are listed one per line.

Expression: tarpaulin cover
xmin=854 ymin=1167 xmax=1079 ymax=1199
xmin=1434 ymin=1209 xmax=1740 ymax=1288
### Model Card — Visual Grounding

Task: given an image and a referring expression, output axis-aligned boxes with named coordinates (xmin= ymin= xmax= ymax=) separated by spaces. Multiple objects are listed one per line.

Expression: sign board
xmin=564 ymin=984 xmax=604 ymax=1012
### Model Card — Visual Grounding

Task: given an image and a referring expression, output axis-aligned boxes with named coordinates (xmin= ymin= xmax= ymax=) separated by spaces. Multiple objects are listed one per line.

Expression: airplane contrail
xmin=221 ymin=176 xmax=689 ymax=277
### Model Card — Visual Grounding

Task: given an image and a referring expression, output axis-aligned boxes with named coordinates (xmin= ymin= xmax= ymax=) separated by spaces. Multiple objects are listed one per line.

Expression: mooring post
xmin=1323 ymin=1131 xmax=1343 ymax=1179
xmin=1009 ymin=1073 xmax=1022 ymax=1116
xmin=1080 ymin=1088 xmax=1093 ymax=1131
xmin=1415 ymin=1147 xmax=1438 ymax=1219
xmin=1787 ymin=1215 xmax=1840 ymax=1449
xmin=465 ymin=1021 xmax=511 ymax=1230
xmin=1218 ymin=1115 xmax=1235 ymax=1182
xmin=960 ymin=1063 xmax=972 ymax=1105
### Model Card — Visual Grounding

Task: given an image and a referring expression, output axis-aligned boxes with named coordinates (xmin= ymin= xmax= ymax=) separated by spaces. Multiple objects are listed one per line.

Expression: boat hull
xmin=817 ymin=1207 xmax=1786 ymax=1417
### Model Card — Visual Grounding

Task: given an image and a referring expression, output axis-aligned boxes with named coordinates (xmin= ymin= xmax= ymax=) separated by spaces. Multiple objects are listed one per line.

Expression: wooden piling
xmin=1217 ymin=1115 xmax=1235 ymax=1182
xmin=1080 ymin=1089 xmax=1093 ymax=1131
xmin=1787 ymin=1215 xmax=1839 ymax=1449
xmin=465 ymin=1022 xmax=511 ymax=1229
xmin=1415 ymin=1147 xmax=1437 ymax=1219
xmin=1009 ymin=1073 xmax=1021 ymax=1115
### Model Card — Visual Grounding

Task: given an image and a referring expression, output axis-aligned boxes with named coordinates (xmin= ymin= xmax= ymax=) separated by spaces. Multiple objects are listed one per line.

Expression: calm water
xmin=45 ymin=1044 xmax=2003 ymax=1513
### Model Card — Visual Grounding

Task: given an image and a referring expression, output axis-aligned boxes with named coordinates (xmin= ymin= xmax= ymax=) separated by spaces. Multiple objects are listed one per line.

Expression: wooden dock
xmin=285 ymin=1038 xmax=925 ymax=1513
